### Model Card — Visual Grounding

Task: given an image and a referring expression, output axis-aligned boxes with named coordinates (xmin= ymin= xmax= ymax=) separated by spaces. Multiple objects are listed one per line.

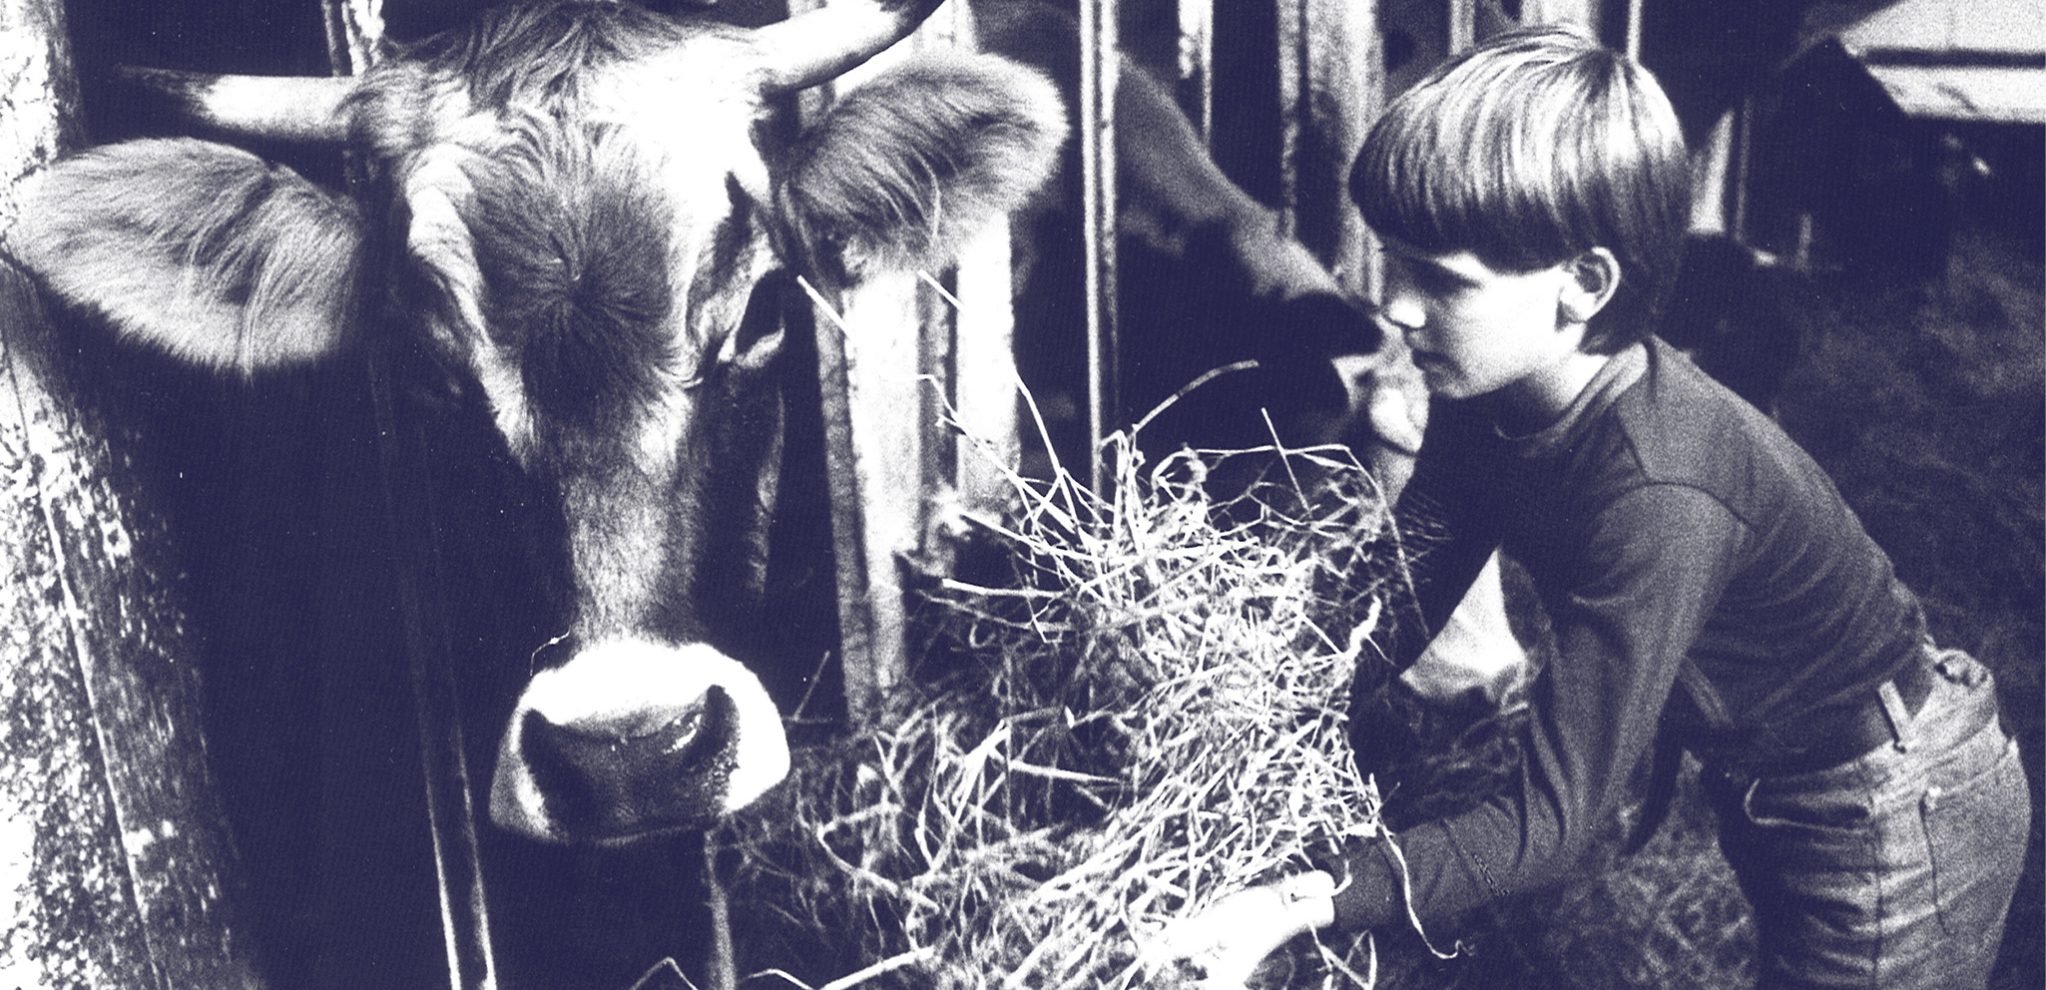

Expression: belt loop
xmin=1878 ymin=679 xmax=1915 ymax=753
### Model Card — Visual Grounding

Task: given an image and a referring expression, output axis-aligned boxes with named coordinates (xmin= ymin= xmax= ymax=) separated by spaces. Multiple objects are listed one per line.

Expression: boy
xmin=1154 ymin=26 xmax=2028 ymax=989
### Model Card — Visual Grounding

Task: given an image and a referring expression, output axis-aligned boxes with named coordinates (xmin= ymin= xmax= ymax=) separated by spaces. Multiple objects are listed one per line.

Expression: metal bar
xmin=365 ymin=351 xmax=500 ymax=990
xmin=1078 ymin=0 xmax=1120 ymax=494
xmin=1730 ymin=96 xmax=1752 ymax=245
xmin=1176 ymin=0 xmax=1214 ymax=141
xmin=329 ymin=5 xmax=494 ymax=988
xmin=702 ymin=833 xmax=737 ymax=990
xmin=1276 ymin=0 xmax=1305 ymax=237
xmin=1448 ymin=0 xmax=1477 ymax=53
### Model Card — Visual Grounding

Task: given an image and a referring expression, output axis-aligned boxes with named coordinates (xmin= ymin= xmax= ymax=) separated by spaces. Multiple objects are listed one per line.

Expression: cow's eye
xmin=727 ymin=269 xmax=790 ymax=371
xmin=678 ymin=348 xmax=718 ymax=391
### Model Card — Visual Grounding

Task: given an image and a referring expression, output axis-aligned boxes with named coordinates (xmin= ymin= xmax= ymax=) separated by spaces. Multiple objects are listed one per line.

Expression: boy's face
xmin=1377 ymin=237 xmax=1585 ymax=404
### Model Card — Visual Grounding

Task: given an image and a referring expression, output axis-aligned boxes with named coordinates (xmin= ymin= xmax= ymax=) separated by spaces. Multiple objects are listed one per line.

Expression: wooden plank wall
xmin=807 ymin=0 xmax=1028 ymax=726
xmin=0 ymin=2 xmax=261 ymax=986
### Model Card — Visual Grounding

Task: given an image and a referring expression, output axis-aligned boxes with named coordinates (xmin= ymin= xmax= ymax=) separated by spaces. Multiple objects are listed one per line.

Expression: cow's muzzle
xmin=489 ymin=638 xmax=791 ymax=845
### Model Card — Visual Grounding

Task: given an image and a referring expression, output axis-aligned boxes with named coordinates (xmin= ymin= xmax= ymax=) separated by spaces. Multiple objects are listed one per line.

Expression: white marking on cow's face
xmin=586 ymin=48 xmax=777 ymax=482
xmin=404 ymin=153 xmax=547 ymax=459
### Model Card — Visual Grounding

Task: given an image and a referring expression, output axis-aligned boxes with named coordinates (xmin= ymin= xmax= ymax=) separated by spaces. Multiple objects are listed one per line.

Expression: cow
xmin=3 ymin=0 xmax=1064 ymax=854
xmin=971 ymin=1 xmax=1418 ymax=480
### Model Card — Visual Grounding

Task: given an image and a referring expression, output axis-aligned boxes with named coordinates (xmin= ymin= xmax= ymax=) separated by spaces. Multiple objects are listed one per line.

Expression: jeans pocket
xmin=1743 ymin=779 xmax=1875 ymax=839
xmin=1923 ymin=736 xmax=2028 ymax=937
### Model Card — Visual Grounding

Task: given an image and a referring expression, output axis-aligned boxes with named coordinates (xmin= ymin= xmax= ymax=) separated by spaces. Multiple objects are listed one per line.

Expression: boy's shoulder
xmin=1598 ymin=340 xmax=1826 ymax=513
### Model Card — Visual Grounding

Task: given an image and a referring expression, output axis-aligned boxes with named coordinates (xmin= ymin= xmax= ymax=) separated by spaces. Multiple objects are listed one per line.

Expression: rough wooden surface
xmin=3 ymin=3 xmax=261 ymax=974
xmin=1 ymin=264 xmax=263 ymax=990
xmin=0 ymin=0 xmax=80 ymax=226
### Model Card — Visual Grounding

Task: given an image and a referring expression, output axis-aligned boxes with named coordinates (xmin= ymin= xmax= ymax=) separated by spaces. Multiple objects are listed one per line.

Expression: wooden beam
xmin=1 ymin=6 xmax=257 ymax=982
xmin=1282 ymin=0 xmax=1384 ymax=296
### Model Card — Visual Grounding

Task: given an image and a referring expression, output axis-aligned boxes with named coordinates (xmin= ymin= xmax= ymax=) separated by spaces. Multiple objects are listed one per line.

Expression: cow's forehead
xmin=363 ymin=16 xmax=784 ymax=466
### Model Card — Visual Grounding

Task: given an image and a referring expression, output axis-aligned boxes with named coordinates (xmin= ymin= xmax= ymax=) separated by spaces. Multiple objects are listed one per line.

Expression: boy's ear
xmin=1558 ymin=247 xmax=1620 ymax=326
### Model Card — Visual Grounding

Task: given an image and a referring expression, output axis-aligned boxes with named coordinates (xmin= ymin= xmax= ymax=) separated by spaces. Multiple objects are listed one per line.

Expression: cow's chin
xmin=489 ymin=637 xmax=791 ymax=846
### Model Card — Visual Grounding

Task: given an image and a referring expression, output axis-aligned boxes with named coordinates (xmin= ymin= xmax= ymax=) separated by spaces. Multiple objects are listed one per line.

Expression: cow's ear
xmin=5 ymin=138 xmax=365 ymax=376
xmin=775 ymin=51 xmax=1065 ymax=285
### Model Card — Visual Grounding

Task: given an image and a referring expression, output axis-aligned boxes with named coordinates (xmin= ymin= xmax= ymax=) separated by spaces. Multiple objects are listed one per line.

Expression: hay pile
xmin=718 ymin=431 xmax=1417 ymax=990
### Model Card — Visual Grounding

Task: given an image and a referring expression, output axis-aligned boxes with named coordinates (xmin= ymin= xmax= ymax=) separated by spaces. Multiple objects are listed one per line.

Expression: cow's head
xmin=4 ymin=0 xmax=1064 ymax=844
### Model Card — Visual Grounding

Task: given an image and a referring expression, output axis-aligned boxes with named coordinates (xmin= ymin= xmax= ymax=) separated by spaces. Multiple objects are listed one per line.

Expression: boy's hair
xmin=1351 ymin=26 xmax=1689 ymax=352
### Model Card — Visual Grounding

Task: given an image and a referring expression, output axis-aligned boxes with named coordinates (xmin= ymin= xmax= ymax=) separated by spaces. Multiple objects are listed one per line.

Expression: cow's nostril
xmin=491 ymin=638 xmax=791 ymax=843
xmin=519 ymin=685 xmax=738 ymax=840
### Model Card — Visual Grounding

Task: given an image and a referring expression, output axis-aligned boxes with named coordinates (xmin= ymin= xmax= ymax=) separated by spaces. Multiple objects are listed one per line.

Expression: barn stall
xmin=0 ymin=1 xmax=1678 ymax=988
xmin=4 ymin=1 xmax=2035 ymax=990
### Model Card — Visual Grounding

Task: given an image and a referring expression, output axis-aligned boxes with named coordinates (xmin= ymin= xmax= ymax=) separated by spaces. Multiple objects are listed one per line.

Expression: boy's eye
xmin=1392 ymin=256 xmax=1464 ymax=296
xmin=1411 ymin=266 xmax=1463 ymax=295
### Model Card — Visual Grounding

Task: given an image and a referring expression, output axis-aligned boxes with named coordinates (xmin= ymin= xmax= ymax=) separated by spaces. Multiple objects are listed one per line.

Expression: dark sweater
xmin=1330 ymin=338 xmax=1928 ymax=933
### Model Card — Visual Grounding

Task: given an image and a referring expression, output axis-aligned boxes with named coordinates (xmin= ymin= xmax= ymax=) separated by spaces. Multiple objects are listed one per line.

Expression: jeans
xmin=1702 ymin=650 xmax=2030 ymax=990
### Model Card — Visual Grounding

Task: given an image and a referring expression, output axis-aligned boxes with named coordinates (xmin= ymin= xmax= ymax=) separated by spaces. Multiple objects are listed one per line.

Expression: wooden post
xmin=1281 ymin=0 xmax=1383 ymax=297
xmin=0 ymin=3 xmax=260 ymax=986
xmin=817 ymin=272 xmax=919 ymax=726
xmin=320 ymin=0 xmax=383 ymax=74
xmin=1520 ymin=0 xmax=1601 ymax=33
xmin=1448 ymin=0 xmax=1477 ymax=53
xmin=945 ymin=223 xmax=1021 ymax=516
xmin=801 ymin=7 xmax=1027 ymax=727
xmin=1276 ymin=0 xmax=1305 ymax=236
xmin=796 ymin=4 xmax=939 ymax=729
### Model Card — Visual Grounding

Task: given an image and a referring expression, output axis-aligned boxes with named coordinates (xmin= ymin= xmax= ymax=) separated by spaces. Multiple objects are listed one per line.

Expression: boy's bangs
xmin=1352 ymin=80 xmax=1575 ymax=273
xmin=1350 ymin=25 xmax=1691 ymax=349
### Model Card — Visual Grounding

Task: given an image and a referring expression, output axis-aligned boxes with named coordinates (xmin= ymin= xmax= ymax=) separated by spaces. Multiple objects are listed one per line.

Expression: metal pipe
xmin=1078 ymin=0 xmax=1120 ymax=494
xmin=1625 ymin=0 xmax=1645 ymax=62
xmin=1176 ymin=0 xmax=1214 ymax=142
xmin=366 ymin=350 xmax=500 ymax=990
xmin=1277 ymin=0 xmax=1305 ymax=237
xmin=1449 ymin=0 xmax=1476 ymax=53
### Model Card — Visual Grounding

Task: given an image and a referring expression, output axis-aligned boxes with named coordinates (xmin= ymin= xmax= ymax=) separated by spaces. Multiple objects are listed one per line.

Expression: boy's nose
xmin=1379 ymin=293 xmax=1425 ymax=334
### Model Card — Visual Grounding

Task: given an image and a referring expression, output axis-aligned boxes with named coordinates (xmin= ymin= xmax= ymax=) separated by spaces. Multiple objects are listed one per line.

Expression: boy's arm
xmin=1330 ymin=482 xmax=1747 ymax=931
xmin=1378 ymin=402 xmax=1509 ymax=673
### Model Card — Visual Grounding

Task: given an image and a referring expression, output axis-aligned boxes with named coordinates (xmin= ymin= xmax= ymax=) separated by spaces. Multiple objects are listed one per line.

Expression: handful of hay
xmin=718 ymin=431 xmax=1415 ymax=989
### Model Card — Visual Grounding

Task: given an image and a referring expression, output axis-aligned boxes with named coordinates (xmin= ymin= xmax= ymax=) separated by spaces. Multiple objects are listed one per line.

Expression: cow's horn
xmin=117 ymin=68 xmax=358 ymax=143
xmin=749 ymin=0 xmax=944 ymax=94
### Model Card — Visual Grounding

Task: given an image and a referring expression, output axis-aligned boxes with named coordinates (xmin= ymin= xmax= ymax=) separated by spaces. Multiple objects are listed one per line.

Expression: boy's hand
xmin=1144 ymin=871 xmax=1337 ymax=988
